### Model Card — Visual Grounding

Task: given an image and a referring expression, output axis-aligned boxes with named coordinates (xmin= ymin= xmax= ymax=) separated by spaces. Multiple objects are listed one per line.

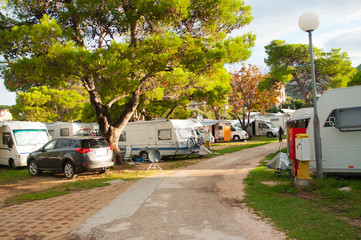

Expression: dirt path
xmin=68 ymin=142 xmax=287 ymax=240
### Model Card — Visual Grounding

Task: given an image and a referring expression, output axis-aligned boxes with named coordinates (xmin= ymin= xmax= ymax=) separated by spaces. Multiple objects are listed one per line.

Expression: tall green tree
xmin=10 ymin=86 xmax=85 ymax=122
xmin=0 ymin=0 xmax=254 ymax=163
xmin=264 ymin=40 xmax=356 ymax=106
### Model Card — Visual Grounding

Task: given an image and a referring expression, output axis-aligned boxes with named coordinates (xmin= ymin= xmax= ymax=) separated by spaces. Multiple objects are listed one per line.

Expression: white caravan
xmin=45 ymin=122 xmax=99 ymax=138
xmin=289 ymin=86 xmax=361 ymax=175
xmin=118 ymin=119 xmax=211 ymax=160
xmin=0 ymin=121 xmax=51 ymax=168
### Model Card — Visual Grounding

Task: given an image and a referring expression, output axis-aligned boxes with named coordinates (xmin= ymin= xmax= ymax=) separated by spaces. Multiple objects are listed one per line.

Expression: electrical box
xmin=295 ymin=136 xmax=311 ymax=161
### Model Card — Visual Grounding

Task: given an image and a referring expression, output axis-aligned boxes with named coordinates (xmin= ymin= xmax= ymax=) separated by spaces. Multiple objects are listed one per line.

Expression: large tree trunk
xmin=83 ymin=74 xmax=142 ymax=165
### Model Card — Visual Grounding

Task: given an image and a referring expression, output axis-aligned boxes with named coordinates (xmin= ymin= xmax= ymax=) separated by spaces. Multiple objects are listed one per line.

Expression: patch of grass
xmin=0 ymin=167 xmax=31 ymax=183
xmin=5 ymin=189 xmax=70 ymax=205
xmin=244 ymin=149 xmax=361 ymax=240
xmin=213 ymin=141 xmax=274 ymax=155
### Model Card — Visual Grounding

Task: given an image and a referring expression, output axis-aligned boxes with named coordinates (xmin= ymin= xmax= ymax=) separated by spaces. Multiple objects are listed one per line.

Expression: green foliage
xmin=281 ymin=97 xmax=306 ymax=110
xmin=347 ymin=70 xmax=361 ymax=86
xmin=80 ymin=103 xmax=97 ymax=123
xmin=10 ymin=86 xmax=85 ymax=122
xmin=0 ymin=105 xmax=11 ymax=110
xmin=0 ymin=0 xmax=255 ymax=162
xmin=265 ymin=40 xmax=356 ymax=106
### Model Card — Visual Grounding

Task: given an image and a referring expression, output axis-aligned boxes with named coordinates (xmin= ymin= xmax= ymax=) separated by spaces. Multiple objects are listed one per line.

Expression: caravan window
xmin=325 ymin=106 xmax=361 ymax=132
xmin=2 ymin=132 xmax=10 ymax=145
xmin=288 ymin=119 xmax=310 ymax=128
xmin=60 ymin=128 xmax=69 ymax=136
xmin=158 ymin=129 xmax=171 ymax=140
xmin=119 ymin=132 xmax=126 ymax=142
xmin=178 ymin=129 xmax=194 ymax=139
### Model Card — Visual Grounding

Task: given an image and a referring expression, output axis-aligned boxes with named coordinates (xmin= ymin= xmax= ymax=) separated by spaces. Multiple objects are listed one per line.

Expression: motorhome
xmin=0 ymin=121 xmax=51 ymax=168
xmin=118 ymin=119 xmax=211 ymax=161
xmin=45 ymin=122 xmax=99 ymax=138
xmin=247 ymin=119 xmax=279 ymax=138
xmin=288 ymin=86 xmax=361 ymax=175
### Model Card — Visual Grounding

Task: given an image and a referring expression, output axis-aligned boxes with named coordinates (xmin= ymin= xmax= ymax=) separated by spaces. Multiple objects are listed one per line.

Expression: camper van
xmin=247 ymin=119 xmax=279 ymax=138
xmin=118 ymin=119 xmax=211 ymax=160
xmin=0 ymin=121 xmax=51 ymax=168
xmin=288 ymin=86 xmax=361 ymax=175
xmin=45 ymin=122 xmax=99 ymax=138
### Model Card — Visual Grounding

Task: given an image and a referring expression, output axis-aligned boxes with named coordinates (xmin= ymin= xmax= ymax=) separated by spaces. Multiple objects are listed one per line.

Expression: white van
xmin=118 ymin=119 xmax=211 ymax=160
xmin=289 ymin=86 xmax=361 ymax=175
xmin=45 ymin=122 xmax=99 ymax=138
xmin=0 ymin=121 xmax=51 ymax=168
xmin=248 ymin=119 xmax=279 ymax=137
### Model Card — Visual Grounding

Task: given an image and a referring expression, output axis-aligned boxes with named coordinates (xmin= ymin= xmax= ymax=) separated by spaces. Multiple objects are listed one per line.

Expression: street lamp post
xmin=298 ymin=11 xmax=323 ymax=179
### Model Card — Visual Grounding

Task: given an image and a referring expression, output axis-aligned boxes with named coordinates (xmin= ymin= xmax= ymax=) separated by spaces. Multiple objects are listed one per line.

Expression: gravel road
xmin=67 ymin=142 xmax=287 ymax=240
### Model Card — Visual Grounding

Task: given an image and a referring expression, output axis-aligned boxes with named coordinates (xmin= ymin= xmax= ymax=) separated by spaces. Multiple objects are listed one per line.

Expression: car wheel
xmin=9 ymin=159 xmax=17 ymax=169
xmin=140 ymin=152 xmax=148 ymax=162
xmin=233 ymin=135 xmax=240 ymax=141
xmin=28 ymin=160 xmax=40 ymax=176
xmin=63 ymin=161 xmax=75 ymax=179
xmin=267 ymin=132 xmax=273 ymax=138
xmin=99 ymin=169 xmax=108 ymax=174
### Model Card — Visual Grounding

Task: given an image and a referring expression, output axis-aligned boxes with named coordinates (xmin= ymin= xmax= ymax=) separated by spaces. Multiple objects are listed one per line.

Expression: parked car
xmin=27 ymin=137 xmax=114 ymax=179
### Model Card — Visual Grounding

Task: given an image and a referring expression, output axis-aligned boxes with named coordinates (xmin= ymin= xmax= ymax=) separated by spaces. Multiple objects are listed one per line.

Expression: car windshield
xmin=233 ymin=125 xmax=243 ymax=131
xmin=13 ymin=129 xmax=50 ymax=146
xmin=267 ymin=123 xmax=276 ymax=128
xmin=82 ymin=139 xmax=108 ymax=148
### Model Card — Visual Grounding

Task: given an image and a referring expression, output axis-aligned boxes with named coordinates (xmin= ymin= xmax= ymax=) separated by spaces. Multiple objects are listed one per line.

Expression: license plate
xmin=94 ymin=149 xmax=107 ymax=156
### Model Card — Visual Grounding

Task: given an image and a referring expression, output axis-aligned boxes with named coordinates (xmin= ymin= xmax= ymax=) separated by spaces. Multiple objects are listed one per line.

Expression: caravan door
xmin=148 ymin=123 xmax=156 ymax=147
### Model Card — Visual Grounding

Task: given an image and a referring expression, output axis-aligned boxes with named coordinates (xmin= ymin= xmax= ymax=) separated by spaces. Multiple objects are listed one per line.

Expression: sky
xmin=231 ymin=0 xmax=361 ymax=70
xmin=1 ymin=0 xmax=361 ymax=106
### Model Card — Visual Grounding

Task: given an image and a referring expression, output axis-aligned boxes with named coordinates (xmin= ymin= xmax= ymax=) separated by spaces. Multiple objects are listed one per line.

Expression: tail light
xmin=108 ymin=146 xmax=113 ymax=150
xmin=75 ymin=148 xmax=91 ymax=154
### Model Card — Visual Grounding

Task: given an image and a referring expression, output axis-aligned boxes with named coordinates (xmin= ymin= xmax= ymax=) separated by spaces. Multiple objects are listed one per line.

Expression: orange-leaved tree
xmin=229 ymin=64 xmax=281 ymax=134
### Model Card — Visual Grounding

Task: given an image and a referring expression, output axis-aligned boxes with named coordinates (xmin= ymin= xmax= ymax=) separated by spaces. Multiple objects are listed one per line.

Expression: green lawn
xmin=243 ymin=149 xmax=361 ymax=240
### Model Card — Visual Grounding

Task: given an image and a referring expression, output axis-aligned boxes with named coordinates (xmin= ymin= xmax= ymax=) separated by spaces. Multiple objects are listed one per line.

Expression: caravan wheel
xmin=9 ymin=159 xmax=17 ymax=169
xmin=140 ymin=152 xmax=148 ymax=162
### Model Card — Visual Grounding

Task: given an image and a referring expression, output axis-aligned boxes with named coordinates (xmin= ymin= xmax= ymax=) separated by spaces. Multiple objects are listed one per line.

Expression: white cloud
xmin=232 ymin=0 xmax=361 ymax=68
